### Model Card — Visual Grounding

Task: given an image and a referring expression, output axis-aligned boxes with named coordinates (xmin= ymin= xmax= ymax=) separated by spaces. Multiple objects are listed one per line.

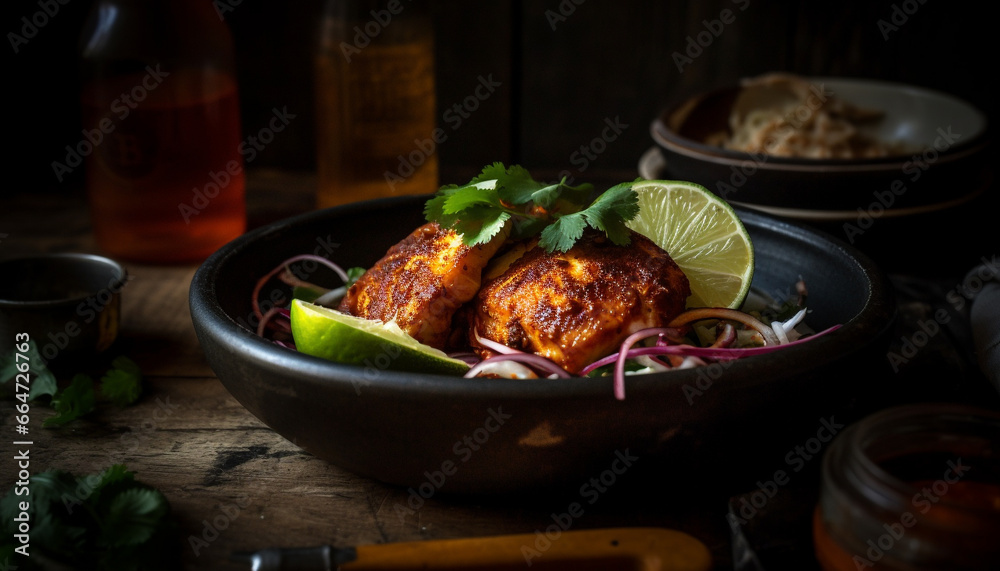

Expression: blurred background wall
xmin=8 ymin=0 xmax=994 ymax=197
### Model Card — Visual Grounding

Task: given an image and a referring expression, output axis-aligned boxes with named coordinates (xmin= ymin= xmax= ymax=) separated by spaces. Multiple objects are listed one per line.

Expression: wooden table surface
xmin=3 ymin=168 xmax=998 ymax=570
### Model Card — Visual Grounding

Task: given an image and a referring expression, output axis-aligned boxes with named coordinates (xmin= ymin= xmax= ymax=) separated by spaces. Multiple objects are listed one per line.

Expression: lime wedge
xmin=626 ymin=180 xmax=754 ymax=309
xmin=289 ymin=299 xmax=470 ymax=375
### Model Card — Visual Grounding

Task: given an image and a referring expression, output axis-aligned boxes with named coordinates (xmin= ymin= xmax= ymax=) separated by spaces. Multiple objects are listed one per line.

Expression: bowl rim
xmin=636 ymin=145 xmax=992 ymax=222
xmin=189 ymin=196 xmax=896 ymax=401
xmin=0 ymin=252 xmax=128 ymax=309
xmin=651 ymin=75 xmax=991 ymax=170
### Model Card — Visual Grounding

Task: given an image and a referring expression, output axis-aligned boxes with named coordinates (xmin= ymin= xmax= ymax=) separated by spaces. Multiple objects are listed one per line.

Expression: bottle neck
xmin=80 ymin=0 xmax=236 ymax=78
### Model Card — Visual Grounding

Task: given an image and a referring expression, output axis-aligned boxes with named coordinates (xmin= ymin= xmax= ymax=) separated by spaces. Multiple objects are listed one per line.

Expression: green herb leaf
xmin=453 ymin=205 xmax=512 ymax=247
xmin=525 ymin=177 xmax=594 ymax=210
xmin=442 ymin=181 xmax=502 ymax=214
xmin=468 ymin=162 xmax=510 ymax=185
xmin=292 ymin=285 xmax=323 ymax=303
xmin=1 ymin=464 xmax=177 ymax=570
xmin=579 ymin=181 xmax=640 ymax=246
xmin=29 ymin=366 xmax=58 ymax=401
xmin=99 ymin=356 xmax=143 ymax=407
xmin=100 ymin=488 xmax=169 ymax=547
xmin=346 ymin=266 xmax=366 ymax=285
xmin=423 ymin=184 xmax=463 ymax=227
xmin=45 ymin=374 xmax=97 ymax=427
xmin=0 ymin=339 xmax=58 ymax=401
xmin=424 ymin=163 xmax=634 ymax=252
xmin=539 ymin=213 xmax=587 ymax=253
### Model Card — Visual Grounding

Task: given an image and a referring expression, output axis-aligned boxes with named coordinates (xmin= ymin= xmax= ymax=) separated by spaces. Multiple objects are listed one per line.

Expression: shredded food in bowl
xmin=704 ymin=73 xmax=912 ymax=159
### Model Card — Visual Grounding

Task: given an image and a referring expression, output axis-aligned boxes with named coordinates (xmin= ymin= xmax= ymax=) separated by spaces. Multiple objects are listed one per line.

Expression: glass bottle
xmin=813 ymin=403 xmax=1000 ymax=570
xmin=79 ymin=0 xmax=246 ymax=263
xmin=315 ymin=0 xmax=438 ymax=209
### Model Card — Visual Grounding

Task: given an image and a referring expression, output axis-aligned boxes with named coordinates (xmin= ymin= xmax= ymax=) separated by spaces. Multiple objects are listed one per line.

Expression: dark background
xmin=7 ymin=0 xmax=995 ymax=198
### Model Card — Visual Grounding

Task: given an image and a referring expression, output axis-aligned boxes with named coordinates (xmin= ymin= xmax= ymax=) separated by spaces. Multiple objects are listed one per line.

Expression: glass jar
xmin=315 ymin=0 xmax=438 ymax=209
xmin=813 ymin=403 xmax=1000 ymax=570
xmin=79 ymin=0 xmax=246 ymax=263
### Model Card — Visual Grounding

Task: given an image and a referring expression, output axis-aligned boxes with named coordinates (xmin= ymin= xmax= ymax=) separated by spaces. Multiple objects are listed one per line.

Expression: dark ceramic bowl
xmin=651 ymin=76 xmax=990 ymax=212
xmin=0 ymin=253 xmax=127 ymax=371
xmin=190 ymin=195 xmax=896 ymax=494
xmin=648 ymin=76 xmax=994 ymax=277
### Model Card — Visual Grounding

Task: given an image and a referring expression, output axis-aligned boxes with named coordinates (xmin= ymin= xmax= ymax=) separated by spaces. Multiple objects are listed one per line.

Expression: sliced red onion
xmin=252 ymin=254 xmax=350 ymax=321
xmin=668 ymin=307 xmax=781 ymax=346
xmin=464 ymin=353 xmax=572 ymax=379
xmin=606 ymin=324 xmax=842 ymax=401
xmin=710 ymin=323 xmax=737 ymax=348
xmin=257 ymin=306 xmax=291 ymax=337
xmin=472 ymin=329 xmax=523 ymax=355
xmin=448 ymin=351 xmax=482 ymax=366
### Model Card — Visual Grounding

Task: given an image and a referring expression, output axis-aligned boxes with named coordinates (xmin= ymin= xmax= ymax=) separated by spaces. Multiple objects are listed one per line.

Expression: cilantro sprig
xmin=424 ymin=163 xmax=640 ymax=252
xmin=0 ymin=464 xmax=178 ymax=570
xmin=1 ymin=342 xmax=143 ymax=427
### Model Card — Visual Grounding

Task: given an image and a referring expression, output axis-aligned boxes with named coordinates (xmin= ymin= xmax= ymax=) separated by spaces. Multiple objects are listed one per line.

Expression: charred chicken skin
xmin=338 ymin=222 xmax=507 ymax=350
xmin=471 ymin=229 xmax=691 ymax=374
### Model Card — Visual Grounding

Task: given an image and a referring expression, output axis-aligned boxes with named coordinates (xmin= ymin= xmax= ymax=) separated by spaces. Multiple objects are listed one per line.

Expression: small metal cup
xmin=0 ymin=253 xmax=128 ymax=372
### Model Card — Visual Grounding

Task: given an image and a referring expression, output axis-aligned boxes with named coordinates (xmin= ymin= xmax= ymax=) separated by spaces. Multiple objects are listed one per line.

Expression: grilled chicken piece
xmin=472 ymin=229 xmax=691 ymax=374
xmin=339 ymin=222 xmax=508 ymax=350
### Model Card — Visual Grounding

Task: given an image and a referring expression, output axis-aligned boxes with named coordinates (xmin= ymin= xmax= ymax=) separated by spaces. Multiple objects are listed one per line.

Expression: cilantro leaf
xmin=579 ymin=182 xmax=640 ymax=246
xmin=100 ymin=488 xmax=169 ymax=547
xmin=1 ymin=464 xmax=177 ymax=570
xmin=525 ymin=178 xmax=594 ymax=210
xmin=442 ymin=181 xmax=503 ymax=214
xmin=424 ymin=163 xmax=637 ymax=252
xmin=99 ymin=356 xmax=142 ymax=407
xmin=453 ymin=205 xmax=511 ymax=247
xmin=468 ymin=161 xmax=509 ymax=185
xmin=292 ymin=285 xmax=323 ymax=303
xmin=44 ymin=374 xmax=97 ymax=427
xmin=539 ymin=213 xmax=587 ymax=253
xmin=0 ymin=339 xmax=58 ymax=401
xmin=491 ymin=164 xmax=544 ymax=205
xmin=346 ymin=266 xmax=366 ymax=284
xmin=29 ymin=365 xmax=58 ymax=401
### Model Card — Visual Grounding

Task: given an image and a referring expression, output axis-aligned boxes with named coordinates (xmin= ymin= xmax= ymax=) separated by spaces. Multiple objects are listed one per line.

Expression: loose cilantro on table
xmin=424 ymin=163 xmax=641 ymax=252
xmin=1 ymin=342 xmax=143 ymax=427
xmin=0 ymin=464 xmax=178 ymax=571
xmin=0 ymin=340 xmax=57 ymax=401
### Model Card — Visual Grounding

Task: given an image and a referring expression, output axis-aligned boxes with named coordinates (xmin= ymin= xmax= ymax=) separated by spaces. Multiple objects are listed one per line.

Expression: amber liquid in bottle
xmin=83 ymin=69 xmax=246 ymax=263
xmin=315 ymin=3 xmax=438 ymax=209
